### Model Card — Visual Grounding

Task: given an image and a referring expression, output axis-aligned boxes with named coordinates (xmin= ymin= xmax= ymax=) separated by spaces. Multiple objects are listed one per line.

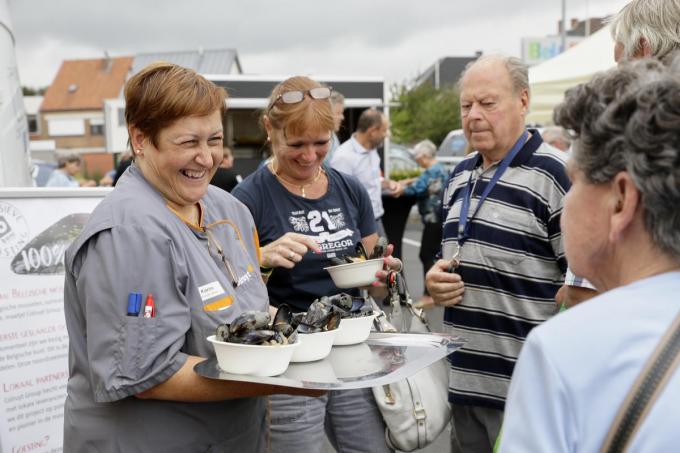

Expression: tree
xmin=22 ymin=86 xmax=47 ymax=96
xmin=390 ymin=83 xmax=461 ymax=147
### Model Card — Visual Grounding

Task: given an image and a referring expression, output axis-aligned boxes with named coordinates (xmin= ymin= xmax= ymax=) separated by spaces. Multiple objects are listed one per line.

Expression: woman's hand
xmin=425 ymin=259 xmax=465 ymax=306
xmin=261 ymin=233 xmax=320 ymax=269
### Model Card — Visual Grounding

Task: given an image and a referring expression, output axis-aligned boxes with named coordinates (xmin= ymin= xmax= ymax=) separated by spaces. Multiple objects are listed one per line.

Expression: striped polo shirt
xmin=441 ymin=130 xmax=570 ymax=409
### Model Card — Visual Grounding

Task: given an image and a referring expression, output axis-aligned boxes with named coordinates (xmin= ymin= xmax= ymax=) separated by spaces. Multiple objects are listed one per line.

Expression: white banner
xmin=0 ymin=0 xmax=32 ymax=188
xmin=0 ymin=188 xmax=107 ymax=453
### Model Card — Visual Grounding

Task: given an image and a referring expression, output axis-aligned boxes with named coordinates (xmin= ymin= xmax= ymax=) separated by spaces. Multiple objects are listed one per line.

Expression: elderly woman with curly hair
xmin=499 ymin=57 xmax=680 ymax=452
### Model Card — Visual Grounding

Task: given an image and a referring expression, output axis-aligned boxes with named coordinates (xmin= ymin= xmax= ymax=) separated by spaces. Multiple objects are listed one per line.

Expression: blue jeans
xmin=269 ymin=389 xmax=392 ymax=452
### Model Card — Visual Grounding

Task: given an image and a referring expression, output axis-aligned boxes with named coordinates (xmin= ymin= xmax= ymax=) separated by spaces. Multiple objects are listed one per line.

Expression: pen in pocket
xmin=143 ymin=293 xmax=156 ymax=318
xmin=127 ymin=292 xmax=142 ymax=316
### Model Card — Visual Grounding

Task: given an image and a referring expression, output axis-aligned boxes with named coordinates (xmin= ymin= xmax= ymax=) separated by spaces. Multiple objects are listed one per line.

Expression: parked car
xmin=386 ymin=143 xmax=420 ymax=180
xmin=437 ymin=129 xmax=468 ymax=171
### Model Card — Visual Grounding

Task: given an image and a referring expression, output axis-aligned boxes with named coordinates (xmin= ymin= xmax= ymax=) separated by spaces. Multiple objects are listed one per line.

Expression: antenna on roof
xmin=103 ymin=50 xmax=113 ymax=72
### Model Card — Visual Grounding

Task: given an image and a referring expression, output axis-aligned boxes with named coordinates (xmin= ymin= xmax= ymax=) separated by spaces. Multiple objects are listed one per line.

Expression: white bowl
xmin=324 ymin=258 xmax=383 ymax=288
xmin=290 ymin=329 xmax=338 ymax=363
xmin=333 ymin=314 xmax=376 ymax=346
xmin=207 ymin=335 xmax=299 ymax=377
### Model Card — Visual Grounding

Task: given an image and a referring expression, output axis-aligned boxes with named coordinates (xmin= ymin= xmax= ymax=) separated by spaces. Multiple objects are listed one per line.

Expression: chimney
xmin=103 ymin=50 xmax=113 ymax=72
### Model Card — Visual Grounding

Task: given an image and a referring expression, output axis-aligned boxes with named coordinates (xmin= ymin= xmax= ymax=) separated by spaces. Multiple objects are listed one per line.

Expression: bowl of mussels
xmin=324 ymin=238 xmax=387 ymax=288
xmin=208 ymin=307 xmax=300 ymax=377
xmin=312 ymin=293 xmax=376 ymax=347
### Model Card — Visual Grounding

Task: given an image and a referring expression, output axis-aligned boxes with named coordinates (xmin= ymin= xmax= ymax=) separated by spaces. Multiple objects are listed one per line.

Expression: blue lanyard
xmin=457 ymin=130 xmax=528 ymax=247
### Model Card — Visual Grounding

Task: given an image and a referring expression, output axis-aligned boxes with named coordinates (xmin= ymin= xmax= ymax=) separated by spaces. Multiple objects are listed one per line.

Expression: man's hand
xmin=425 ymin=259 xmax=465 ymax=307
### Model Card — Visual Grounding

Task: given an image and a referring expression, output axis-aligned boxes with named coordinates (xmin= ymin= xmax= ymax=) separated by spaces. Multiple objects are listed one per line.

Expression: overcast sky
xmin=7 ymin=0 xmax=629 ymax=89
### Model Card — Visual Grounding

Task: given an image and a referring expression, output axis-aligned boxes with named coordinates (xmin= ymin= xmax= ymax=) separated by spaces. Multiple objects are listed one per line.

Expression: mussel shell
xmin=239 ymin=329 xmax=277 ymax=345
xmin=370 ymin=236 xmax=389 ymax=259
xmin=329 ymin=293 xmax=353 ymax=311
xmin=229 ymin=311 xmax=271 ymax=335
xmin=355 ymin=241 xmax=369 ymax=260
xmin=326 ymin=312 xmax=342 ymax=331
xmin=273 ymin=304 xmax=294 ymax=336
xmin=304 ymin=300 xmax=332 ymax=327
xmin=215 ymin=324 xmax=230 ymax=342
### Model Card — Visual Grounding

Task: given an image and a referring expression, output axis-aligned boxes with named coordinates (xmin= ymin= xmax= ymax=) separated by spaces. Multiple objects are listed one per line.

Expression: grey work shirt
xmin=63 ymin=165 xmax=269 ymax=452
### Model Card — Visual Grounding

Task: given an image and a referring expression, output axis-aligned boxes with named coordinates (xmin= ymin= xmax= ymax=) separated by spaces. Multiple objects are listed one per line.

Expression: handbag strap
xmin=600 ymin=309 xmax=680 ymax=453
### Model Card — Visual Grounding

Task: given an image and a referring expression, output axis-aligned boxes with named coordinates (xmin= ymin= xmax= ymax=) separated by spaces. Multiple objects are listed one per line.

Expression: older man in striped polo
xmin=426 ymin=54 xmax=575 ymax=453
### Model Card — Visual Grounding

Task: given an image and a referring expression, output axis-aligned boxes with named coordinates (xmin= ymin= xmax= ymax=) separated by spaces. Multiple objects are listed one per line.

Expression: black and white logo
xmin=0 ymin=202 xmax=29 ymax=259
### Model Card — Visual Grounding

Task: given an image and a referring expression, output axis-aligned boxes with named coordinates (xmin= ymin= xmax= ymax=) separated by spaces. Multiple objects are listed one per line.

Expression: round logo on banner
xmin=0 ymin=201 xmax=30 ymax=259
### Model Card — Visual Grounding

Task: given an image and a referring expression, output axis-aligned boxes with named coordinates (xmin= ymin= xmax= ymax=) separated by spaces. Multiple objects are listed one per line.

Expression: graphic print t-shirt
xmin=232 ymin=165 xmax=377 ymax=311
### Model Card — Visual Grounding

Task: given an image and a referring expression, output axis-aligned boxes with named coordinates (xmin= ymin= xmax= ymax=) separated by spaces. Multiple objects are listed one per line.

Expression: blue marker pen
xmin=127 ymin=292 xmax=142 ymax=316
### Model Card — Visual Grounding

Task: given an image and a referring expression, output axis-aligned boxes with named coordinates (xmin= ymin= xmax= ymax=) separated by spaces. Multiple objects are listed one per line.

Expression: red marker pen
xmin=143 ymin=293 xmax=155 ymax=318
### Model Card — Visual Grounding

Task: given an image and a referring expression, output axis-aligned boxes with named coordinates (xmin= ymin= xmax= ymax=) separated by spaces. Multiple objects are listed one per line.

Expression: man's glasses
xmin=268 ymin=87 xmax=332 ymax=112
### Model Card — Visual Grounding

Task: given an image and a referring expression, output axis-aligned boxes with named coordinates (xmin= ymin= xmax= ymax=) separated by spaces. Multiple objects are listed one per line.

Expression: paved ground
xmin=321 ymin=217 xmax=452 ymax=453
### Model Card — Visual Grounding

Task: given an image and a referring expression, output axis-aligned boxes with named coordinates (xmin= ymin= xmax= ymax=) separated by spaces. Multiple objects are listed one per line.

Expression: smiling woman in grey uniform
xmin=62 ymin=63 xmax=316 ymax=453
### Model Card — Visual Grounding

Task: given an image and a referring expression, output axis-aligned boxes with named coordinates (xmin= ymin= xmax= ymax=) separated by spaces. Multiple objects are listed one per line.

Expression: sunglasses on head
xmin=268 ymin=87 xmax=332 ymax=112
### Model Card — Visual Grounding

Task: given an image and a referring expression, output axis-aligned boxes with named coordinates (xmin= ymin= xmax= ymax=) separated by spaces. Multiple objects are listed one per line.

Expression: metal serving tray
xmin=194 ymin=332 xmax=464 ymax=390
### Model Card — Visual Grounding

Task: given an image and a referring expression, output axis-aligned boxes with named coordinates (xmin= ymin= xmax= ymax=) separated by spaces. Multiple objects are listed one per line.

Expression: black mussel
xmin=350 ymin=297 xmax=366 ymax=313
xmin=240 ymin=329 xmax=277 ymax=345
xmin=215 ymin=324 xmax=230 ymax=342
xmin=297 ymin=322 xmax=322 ymax=334
xmin=329 ymin=293 xmax=353 ymax=311
xmin=370 ymin=236 xmax=389 ymax=259
xmin=273 ymin=304 xmax=295 ymax=336
xmin=305 ymin=299 xmax=332 ymax=327
xmin=355 ymin=241 xmax=369 ymax=260
xmin=326 ymin=312 xmax=342 ymax=330
xmin=229 ymin=311 xmax=271 ymax=336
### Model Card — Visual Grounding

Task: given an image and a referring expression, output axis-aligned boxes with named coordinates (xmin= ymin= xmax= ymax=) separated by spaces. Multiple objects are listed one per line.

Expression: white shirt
xmin=500 ymin=271 xmax=680 ymax=453
xmin=330 ymin=135 xmax=384 ymax=219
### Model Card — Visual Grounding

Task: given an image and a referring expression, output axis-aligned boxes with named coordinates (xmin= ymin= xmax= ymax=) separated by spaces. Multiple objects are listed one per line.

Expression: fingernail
xmin=371 ymin=281 xmax=380 ymax=287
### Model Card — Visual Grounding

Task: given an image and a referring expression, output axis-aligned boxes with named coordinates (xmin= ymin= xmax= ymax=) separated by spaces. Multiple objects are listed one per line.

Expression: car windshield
xmin=438 ymin=131 xmax=468 ymax=157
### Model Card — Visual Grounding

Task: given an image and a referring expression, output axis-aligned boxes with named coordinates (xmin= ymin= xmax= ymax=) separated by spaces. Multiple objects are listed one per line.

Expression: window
xmin=90 ymin=119 xmax=104 ymax=136
xmin=118 ymin=108 xmax=126 ymax=127
xmin=27 ymin=115 xmax=39 ymax=134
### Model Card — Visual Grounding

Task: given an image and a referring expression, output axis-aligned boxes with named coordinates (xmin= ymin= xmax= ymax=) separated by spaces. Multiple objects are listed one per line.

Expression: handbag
xmin=370 ymin=272 xmax=451 ymax=452
xmin=600 ymin=308 xmax=680 ymax=453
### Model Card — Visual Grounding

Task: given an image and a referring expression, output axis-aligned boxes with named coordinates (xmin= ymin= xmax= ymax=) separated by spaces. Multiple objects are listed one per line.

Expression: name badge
xmin=198 ymin=281 xmax=225 ymax=302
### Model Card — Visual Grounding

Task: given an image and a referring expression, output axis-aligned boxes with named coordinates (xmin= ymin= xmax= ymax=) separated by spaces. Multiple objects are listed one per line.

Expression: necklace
xmin=270 ymin=162 xmax=325 ymax=198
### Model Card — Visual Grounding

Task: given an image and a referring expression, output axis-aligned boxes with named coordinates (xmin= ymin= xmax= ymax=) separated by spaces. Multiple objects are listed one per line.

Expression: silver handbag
xmin=371 ymin=273 xmax=451 ymax=452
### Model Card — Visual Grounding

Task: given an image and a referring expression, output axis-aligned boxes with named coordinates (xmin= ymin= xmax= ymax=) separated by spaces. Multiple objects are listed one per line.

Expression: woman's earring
xmin=266 ymin=136 xmax=271 ymax=143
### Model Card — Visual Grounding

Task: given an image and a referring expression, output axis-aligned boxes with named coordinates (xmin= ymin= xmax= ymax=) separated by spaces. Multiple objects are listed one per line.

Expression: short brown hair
xmin=124 ymin=62 xmax=227 ymax=148
xmin=264 ymin=76 xmax=334 ymax=141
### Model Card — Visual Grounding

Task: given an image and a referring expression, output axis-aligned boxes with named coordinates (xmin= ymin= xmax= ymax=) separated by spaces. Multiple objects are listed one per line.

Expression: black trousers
xmin=419 ymin=221 xmax=443 ymax=296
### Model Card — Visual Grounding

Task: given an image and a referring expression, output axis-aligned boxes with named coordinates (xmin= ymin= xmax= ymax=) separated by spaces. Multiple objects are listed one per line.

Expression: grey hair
xmin=609 ymin=0 xmax=680 ymax=61
xmin=457 ymin=54 xmax=530 ymax=97
xmin=330 ymin=90 xmax=345 ymax=105
xmin=56 ymin=152 xmax=82 ymax=168
xmin=541 ymin=126 xmax=571 ymax=150
xmin=554 ymin=57 xmax=680 ymax=260
xmin=413 ymin=139 xmax=437 ymax=159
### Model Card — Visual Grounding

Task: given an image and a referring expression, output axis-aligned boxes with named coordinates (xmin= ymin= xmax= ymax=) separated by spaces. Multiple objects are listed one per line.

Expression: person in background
xmin=500 ymin=56 xmax=680 ymax=453
xmin=541 ymin=126 xmax=571 ymax=152
xmin=426 ymin=54 xmax=587 ymax=453
xmin=62 ymin=62 xmax=316 ymax=452
xmin=611 ymin=0 xmax=680 ymax=63
xmin=556 ymin=0 xmax=680 ymax=310
xmin=330 ymin=108 xmax=398 ymax=237
xmin=112 ymin=151 xmax=133 ymax=186
xmin=393 ymin=139 xmax=448 ymax=307
xmin=324 ymin=90 xmax=345 ymax=163
xmin=232 ymin=76 xmax=401 ymax=453
xmin=210 ymin=146 xmax=241 ymax=192
xmin=46 ymin=153 xmax=96 ymax=187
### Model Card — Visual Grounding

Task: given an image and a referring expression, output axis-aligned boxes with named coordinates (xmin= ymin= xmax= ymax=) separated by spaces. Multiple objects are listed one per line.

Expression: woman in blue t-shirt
xmin=232 ymin=76 xmax=400 ymax=453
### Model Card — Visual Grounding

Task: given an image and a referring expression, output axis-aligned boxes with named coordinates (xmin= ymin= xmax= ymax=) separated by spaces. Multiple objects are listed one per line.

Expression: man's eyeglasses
xmin=268 ymin=87 xmax=332 ymax=112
